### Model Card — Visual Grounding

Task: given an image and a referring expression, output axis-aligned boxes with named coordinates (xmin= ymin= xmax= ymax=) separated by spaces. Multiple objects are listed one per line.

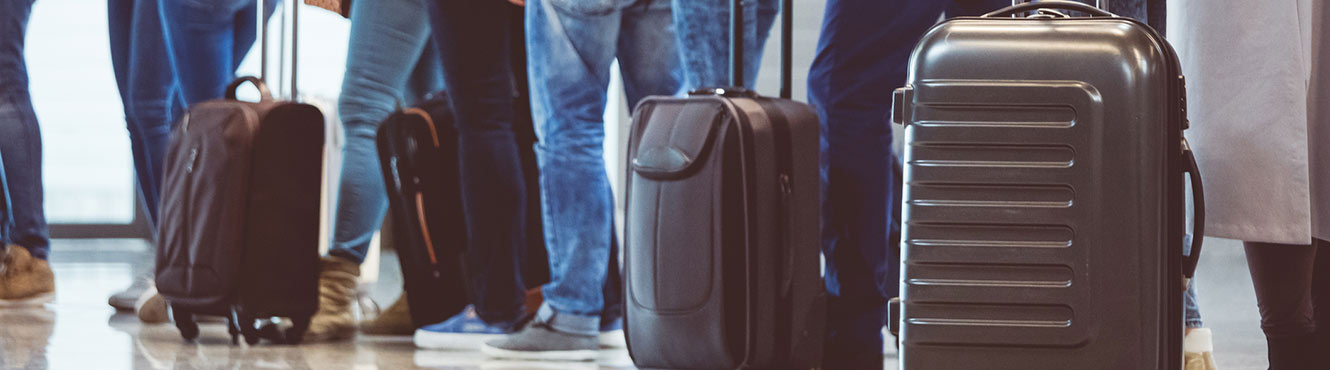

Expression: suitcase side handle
xmin=225 ymin=76 xmax=274 ymax=102
xmin=984 ymin=1 xmax=1115 ymax=18
xmin=1182 ymin=139 xmax=1205 ymax=284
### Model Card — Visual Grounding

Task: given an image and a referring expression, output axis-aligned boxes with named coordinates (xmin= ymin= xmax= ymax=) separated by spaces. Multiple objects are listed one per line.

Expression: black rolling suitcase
xmin=623 ymin=0 xmax=825 ymax=368
xmin=376 ymin=94 xmax=471 ymax=327
xmin=156 ymin=2 xmax=324 ymax=344
xmin=890 ymin=1 xmax=1205 ymax=369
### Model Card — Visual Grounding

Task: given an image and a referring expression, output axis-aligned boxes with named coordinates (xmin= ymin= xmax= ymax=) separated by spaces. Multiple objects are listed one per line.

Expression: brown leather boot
xmin=0 ymin=245 xmax=55 ymax=305
xmin=303 ymin=256 xmax=360 ymax=342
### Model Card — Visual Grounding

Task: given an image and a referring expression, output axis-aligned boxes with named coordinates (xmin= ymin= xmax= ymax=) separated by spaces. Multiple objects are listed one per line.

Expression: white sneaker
xmin=1183 ymin=328 xmax=1218 ymax=370
xmin=109 ymin=273 xmax=154 ymax=311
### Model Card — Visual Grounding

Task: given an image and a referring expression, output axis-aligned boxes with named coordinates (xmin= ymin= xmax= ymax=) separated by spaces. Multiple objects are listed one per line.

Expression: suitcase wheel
xmin=172 ymin=305 xmax=199 ymax=341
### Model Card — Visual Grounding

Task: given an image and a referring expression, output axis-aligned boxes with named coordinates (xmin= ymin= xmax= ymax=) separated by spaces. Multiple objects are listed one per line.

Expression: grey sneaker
xmin=109 ymin=273 xmax=154 ymax=311
xmin=481 ymin=321 xmax=598 ymax=361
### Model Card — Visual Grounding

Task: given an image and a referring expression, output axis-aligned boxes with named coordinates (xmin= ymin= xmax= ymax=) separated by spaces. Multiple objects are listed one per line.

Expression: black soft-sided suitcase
xmin=377 ymin=93 xmax=549 ymax=328
xmin=890 ymin=1 xmax=1205 ymax=369
xmin=623 ymin=0 xmax=825 ymax=368
xmin=376 ymin=94 xmax=471 ymax=327
xmin=156 ymin=76 xmax=324 ymax=345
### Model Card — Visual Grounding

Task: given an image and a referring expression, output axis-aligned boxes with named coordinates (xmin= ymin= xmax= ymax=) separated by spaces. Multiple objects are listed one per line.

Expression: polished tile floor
xmin=0 ymin=238 xmax=1270 ymax=369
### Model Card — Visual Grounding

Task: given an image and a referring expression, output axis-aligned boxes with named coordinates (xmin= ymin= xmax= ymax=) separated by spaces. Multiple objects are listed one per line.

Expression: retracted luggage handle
xmin=987 ymin=1 xmax=1116 ymax=18
xmin=1182 ymin=139 xmax=1205 ymax=286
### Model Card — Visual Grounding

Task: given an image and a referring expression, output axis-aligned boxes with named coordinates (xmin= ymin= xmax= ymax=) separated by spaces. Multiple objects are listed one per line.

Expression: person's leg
xmin=0 ymin=0 xmax=54 ymax=304
xmin=158 ymin=0 xmax=274 ymax=105
xmin=670 ymin=0 xmax=776 ymax=89
xmin=330 ymin=0 xmax=433 ymax=267
xmin=426 ymin=0 xmax=527 ymax=326
xmin=1313 ymin=239 xmax=1330 ymax=362
xmin=808 ymin=0 xmax=951 ymax=368
xmin=126 ymin=0 xmax=184 ymax=227
xmin=601 ymin=0 xmax=684 ymax=329
xmin=478 ymin=0 xmax=625 ymax=360
xmin=107 ymin=0 xmax=186 ymax=313
xmin=305 ymin=0 xmax=435 ymax=343
xmin=228 ymin=0 xmax=277 ymax=73
xmin=1244 ymin=242 xmax=1318 ymax=369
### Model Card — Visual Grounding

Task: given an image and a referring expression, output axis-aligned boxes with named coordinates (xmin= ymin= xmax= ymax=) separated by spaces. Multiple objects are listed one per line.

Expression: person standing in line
xmin=406 ymin=0 xmax=539 ymax=349
xmin=478 ymin=0 xmax=682 ymax=360
xmin=0 ymin=0 xmax=54 ymax=305
xmin=1169 ymin=0 xmax=1329 ymax=368
xmin=103 ymin=0 xmax=188 ymax=322
xmin=302 ymin=0 xmax=447 ymax=342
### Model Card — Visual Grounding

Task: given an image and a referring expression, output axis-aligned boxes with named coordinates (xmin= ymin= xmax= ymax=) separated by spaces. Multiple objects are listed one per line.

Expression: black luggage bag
xmin=890 ymin=1 xmax=1205 ymax=369
xmin=375 ymin=94 xmax=472 ymax=327
xmin=156 ymin=77 xmax=325 ymax=345
xmin=623 ymin=0 xmax=825 ymax=368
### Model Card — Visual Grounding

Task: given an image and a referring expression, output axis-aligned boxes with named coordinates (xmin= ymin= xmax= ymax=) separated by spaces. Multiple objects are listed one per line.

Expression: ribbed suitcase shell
xmin=624 ymin=93 xmax=825 ymax=369
xmin=893 ymin=14 xmax=1188 ymax=370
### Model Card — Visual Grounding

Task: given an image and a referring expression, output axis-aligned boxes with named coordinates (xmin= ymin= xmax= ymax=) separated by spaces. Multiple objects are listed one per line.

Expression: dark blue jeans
xmin=0 ymin=0 xmax=49 ymax=260
xmin=158 ymin=0 xmax=278 ymax=105
xmin=109 ymin=0 xmax=185 ymax=226
xmin=424 ymin=0 xmax=529 ymax=324
xmin=807 ymin=0 xmax=1007 ymax=368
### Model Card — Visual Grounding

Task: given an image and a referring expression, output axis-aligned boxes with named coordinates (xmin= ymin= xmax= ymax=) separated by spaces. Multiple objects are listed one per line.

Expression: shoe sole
xmin=414 ymin=330 xmax=504 ymax=350
xmin=480 ymin=343 xmax=597 ymax=362
xmin=0 ymin=291 xmax=54 ymax=307
xmin=599 ymin=330 xmax=626 ymax=348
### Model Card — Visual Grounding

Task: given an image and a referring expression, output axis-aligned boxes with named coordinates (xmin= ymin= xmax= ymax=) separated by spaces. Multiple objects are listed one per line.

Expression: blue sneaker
xmin=599 ymin=318 xmax=625 ymax=348
xmin=413 ymin=305 xmax=520 ymax=350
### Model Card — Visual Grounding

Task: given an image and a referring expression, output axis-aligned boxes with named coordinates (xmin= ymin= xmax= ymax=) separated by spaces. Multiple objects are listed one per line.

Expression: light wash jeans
xmin=158 ymin=0 xmax=278 ymax=105
xmin=670 ymin=0 xmax=778 ymax=90
xmin=525 ymin=0 xmax=681 ymax=335
xmin=329 ymin=0 xmax=444 ymax=264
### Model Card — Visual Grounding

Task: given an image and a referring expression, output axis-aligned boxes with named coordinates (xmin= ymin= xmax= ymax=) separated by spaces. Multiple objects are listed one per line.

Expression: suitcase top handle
xmin=226 ymin=76 xmax=274 ymax=102
xmin=984 ymin=1 xmax=1116 ymax=18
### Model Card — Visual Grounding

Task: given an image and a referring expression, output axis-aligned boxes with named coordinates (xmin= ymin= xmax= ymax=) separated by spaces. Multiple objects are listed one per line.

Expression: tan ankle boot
xmin=303 ymin=256 xmax=360 ymax=342
xmin=0 ymin=245 xmax=55 ymax=305
xmin=360 ymin=292 xmax=414 ymax=336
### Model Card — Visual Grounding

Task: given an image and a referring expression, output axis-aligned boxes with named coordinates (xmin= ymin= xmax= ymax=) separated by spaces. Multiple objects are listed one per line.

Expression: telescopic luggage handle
xmin=256 ymin=0 xmax=299 ymax=99
xmin=728 ymin=0 xmax=793 ymax=99
xmin=987 ymin=0 xmax=1115 ymax=18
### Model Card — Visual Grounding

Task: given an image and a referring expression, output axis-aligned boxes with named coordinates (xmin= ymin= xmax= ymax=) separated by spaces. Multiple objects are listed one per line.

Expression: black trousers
xmin=1244 ymin=239 xmax=1330 ymax=367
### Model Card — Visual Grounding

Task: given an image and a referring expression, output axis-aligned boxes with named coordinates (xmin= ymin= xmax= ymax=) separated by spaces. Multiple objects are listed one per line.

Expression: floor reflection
xmin=0 ymin=242 xmax=639 ymax=370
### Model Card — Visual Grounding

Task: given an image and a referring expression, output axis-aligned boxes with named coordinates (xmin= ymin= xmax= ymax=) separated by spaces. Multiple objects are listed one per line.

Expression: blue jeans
xmin=525 ymin=0 xmax=681 ymax=335
xmin=0 ymin=0 xmax=49 ymax=260
xmin=158 ymin=0 xmax=278 ymax=105
xmin=424 ymin=0 xmax=530 ymax=324
xmin=671 ymin=0 xmax=776 ymax=89
xmin=1184 ymin=234 xmax=1203 ymax=328
xmin=807 ymin=0 xmax=1007 ymax=367
xmin=109 ymin=0 xmax=186 ymax=226
xmin=329 ymin=0 xmax=444 ymax=264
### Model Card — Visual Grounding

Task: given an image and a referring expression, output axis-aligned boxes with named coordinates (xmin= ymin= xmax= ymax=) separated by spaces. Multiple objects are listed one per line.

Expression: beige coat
xmin=1167 ymin=0 xmax=1329 ymax=245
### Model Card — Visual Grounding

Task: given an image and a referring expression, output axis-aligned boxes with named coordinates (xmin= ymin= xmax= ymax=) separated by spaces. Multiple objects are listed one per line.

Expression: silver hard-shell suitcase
xmin=890 ymin=1 xmax=1205 ymax=369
